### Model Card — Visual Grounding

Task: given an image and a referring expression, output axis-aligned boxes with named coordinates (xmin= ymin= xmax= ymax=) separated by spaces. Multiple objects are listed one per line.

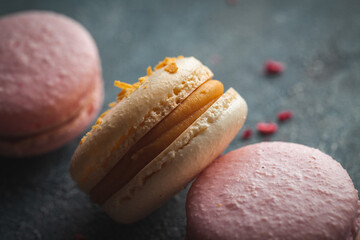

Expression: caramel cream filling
xmin=90 ymin=80 xmax=224 ymax=205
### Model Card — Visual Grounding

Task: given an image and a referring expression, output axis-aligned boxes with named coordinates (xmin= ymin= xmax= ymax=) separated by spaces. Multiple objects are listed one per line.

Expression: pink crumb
xmin=74 ymin=234 xmax=86 ymax=240
xmin=257 ymin=122 xmax=278 ymax=135
xmin=242 ymin=128 xmax=252 ymax=140
xmin=265 ymin=60 xmax=285 ymax=74
xmin=278 ymin=110 xmax=293 ymax=122
xmin=226 ymin=0 xmax=238 ymax=6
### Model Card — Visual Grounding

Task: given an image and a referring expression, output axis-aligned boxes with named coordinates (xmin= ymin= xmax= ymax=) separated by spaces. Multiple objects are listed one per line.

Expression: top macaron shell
xmin=186 ymin=142 xmax=360 ymax=240
xmin=0 ymin=11 xmax=101 ymax=138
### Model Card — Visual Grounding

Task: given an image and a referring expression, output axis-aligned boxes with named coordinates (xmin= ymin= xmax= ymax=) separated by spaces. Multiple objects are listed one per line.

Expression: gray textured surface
xmin=1 ymin=0 xmax=360 ymax=239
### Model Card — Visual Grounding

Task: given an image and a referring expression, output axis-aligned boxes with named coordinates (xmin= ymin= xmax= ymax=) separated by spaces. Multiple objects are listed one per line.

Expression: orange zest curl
xmin=108 ymin=102 xmax=116 ymax=108
xmin=79 ymin=56 xmax=184 ymax=145
xmin=164 ymin=62 xmax=178 ymax=73
xmin=114 ymin=81 xmax=134 ymax=89
xmin=147 ymin=66 xmax=153 ymax=76
xmin=100 ymin=109 xmax=110 ymax=118
xmin=138 ymin=76 xmax=147 ymax=83
xmin=80 ymin=136 xmax=86 ymax=144
xmin=80 ymin=110 xmax=110 ymax=144
xmin=154 ymin=55 xmax=183 ymax=70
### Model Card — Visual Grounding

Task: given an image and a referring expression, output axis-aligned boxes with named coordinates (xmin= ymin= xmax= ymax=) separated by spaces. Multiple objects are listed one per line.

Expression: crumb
xmin=226 ymin=0 xmax=238 ymax=6
xmin=277 ymin=110 xmax=293 ymax=122
xmin=242 ymin=128 xmax=252 ymax=140
xmin=265 ymin=60 xmax=285 ymax=75
xmin=257 ymin=122 xmax=278 ymax=135
xmin=74 ymin=234 xmax=86 ymax=240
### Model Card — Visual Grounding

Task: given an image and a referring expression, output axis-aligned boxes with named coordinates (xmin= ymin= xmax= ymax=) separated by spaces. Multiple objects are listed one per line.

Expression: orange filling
xmin=89 ymin=80 xmax=224 ymax=205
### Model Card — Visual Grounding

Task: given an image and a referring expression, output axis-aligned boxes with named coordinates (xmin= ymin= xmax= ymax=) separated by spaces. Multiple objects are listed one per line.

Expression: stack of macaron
xmin=0 ymin=11 xmax=103 ymax=157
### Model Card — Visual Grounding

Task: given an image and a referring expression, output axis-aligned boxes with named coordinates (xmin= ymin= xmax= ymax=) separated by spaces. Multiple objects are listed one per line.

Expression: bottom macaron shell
xmin=102 ymin=88 xmax=247 ymax=223
xmin=186 ymin=142 xmax=360 ymax=240
xmin=0 ymin=75 xmax=103 ymax=157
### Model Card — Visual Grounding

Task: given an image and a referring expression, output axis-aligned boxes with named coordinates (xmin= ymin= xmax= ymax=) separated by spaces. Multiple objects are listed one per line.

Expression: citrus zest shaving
xmin=100 ymin=109 xmax=110 ymax=118
xmin=138 ymin=76 xmax=147 ymax=83
xmin=164 ymin=62 xmax=178 ymax=73
xmin=114 ymin=81 xmax=134 ymax=89
xmin=80 ymin=136 xmax=86 ymax=144
xmin=79 ymin=56 xmax=184 ymax=145
xmin=147 ymin=66 xmax=153 ymax=76
xmin=133 ymin=82 xmax=141 ymax=88
xmin=108 ymin=102 xmax=116 ymax=108
xmin=80 ymin=110 xmax=110 ymax=144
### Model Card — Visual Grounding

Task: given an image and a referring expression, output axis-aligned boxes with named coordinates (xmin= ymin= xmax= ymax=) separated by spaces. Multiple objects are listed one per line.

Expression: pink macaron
xmin=0 ymin=11 xmax=103 ymax=157
xmin=186 ymin=142 xmax=360 ymax=240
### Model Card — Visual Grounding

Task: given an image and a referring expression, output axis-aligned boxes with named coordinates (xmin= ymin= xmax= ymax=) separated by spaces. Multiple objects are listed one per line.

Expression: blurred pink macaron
xmin=0 ymin=11 xmax=103 ymax=157
xmin=186 ymin=142 xmax=360 ymax=240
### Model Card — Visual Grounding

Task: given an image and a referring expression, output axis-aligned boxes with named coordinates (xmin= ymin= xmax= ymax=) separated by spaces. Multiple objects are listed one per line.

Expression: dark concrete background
xmin=0 ymin=0 xmax=359 ymax=239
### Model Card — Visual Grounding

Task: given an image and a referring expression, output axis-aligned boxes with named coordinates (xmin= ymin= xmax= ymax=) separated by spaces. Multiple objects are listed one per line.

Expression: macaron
xmin=186 ymin=142 xmax=360 ymax=240
xmin=70 ymin=56 xmax=248 ymax=223
xmin=0 ymin=11 xmax=103 ymax=157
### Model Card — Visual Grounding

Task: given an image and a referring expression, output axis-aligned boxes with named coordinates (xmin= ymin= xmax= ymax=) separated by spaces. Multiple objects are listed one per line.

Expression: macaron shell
xmin=186 ymin=142 xmax=359 ymax=240
xmin=103 ymin=88 xmax=247 ymax=223
xmin=0 ymin=11 xmax=101 ymax=137
xmin=0 ymin=74 xmax=103 ymax=157
xmin=70 ymin=57 xmax=213 ymax=193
